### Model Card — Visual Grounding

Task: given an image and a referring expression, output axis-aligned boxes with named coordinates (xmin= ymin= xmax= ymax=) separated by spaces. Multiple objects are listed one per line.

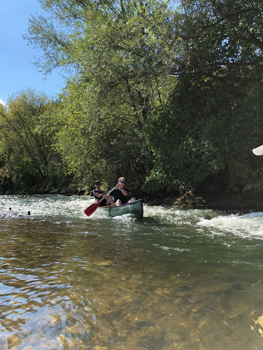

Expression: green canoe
xmin=98 ymin=199 xmax=143 ymax=220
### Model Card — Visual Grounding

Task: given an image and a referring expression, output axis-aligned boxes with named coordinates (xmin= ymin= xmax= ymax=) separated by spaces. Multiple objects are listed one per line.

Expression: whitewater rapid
xmin=1 ymin=195 xmax=263 ymax=239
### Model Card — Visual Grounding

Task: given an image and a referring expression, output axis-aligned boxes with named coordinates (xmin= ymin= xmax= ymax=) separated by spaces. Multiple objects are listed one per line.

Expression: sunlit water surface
xmin=1 ymin=195 xmax=263 ymax=349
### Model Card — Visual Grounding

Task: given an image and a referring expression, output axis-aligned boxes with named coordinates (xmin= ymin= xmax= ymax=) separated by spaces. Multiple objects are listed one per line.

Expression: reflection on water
xmin=1 ymin=196 xmax=263 ymax=349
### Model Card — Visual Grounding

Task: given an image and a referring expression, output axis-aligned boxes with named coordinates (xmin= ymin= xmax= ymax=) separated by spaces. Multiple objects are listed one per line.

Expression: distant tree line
xmin=1 ymin=0 xmax=263 ymax=200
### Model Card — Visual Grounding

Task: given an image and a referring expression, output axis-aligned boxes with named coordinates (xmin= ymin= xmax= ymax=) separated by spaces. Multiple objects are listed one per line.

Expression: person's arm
xmin=93 ymin=190 xmax=106 ymax=199
xmin=101 ymin=188 xmax=112 ymax=199
xmin=97 ymin=190 xmax=107 ymax=198
xmin=119 ymin=187 xmax=128 ymax=196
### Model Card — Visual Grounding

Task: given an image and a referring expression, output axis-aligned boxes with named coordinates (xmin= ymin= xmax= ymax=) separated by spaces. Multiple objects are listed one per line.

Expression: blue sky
xmin=0 ymin=0 xmax=65 ymax=105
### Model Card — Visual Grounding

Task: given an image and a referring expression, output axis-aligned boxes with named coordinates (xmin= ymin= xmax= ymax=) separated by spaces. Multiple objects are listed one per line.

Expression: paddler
xmin=92 ymin=180 xmax=110 ymax=207
xmin=109 ymin=177 xmax=136 ymax=206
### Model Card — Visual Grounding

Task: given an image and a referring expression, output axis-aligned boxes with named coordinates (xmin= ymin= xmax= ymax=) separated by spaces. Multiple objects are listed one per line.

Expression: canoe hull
xmin=98 ymin=199 xmax=143 ymax=220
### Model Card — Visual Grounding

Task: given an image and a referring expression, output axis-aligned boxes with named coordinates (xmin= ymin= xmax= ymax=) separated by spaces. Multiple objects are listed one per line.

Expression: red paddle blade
xmin=84 ymin=203 xmax=99 ymax=216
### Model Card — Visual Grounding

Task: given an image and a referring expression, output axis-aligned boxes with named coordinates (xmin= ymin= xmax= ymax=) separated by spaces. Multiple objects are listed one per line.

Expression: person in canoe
xmin=93 ymin=180 xmax=110 ymax=207
xmin=109 ymin=177 xmax=136 ymax=206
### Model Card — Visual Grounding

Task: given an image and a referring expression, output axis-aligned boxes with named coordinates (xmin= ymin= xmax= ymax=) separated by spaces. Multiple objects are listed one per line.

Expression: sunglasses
xmin=120 ymin=181 xmax=125 ymax=184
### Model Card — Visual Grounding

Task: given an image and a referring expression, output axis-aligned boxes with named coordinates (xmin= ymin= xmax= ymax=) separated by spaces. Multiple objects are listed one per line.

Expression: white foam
xmin=2 ymin=195 xmax=263 ymax=239
xmin=143 ymin=205 xmax=216 ymax=226
xmin=0 ymin=195 xmax=92 ymax=220
xmin=198 ymin=212 xmax=263 ymax=238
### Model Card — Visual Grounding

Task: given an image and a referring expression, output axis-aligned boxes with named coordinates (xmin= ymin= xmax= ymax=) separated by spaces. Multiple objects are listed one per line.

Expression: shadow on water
xmin=1 ymin=197 xmax=263 ymax=348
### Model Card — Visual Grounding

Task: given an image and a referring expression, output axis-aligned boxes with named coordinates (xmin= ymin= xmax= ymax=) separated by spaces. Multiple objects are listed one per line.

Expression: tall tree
xmin=25 ymin=0 xmax=180 ymax=188
xmin=174 ymin=0 xmax=263 ymax=74
xmin=0 ymin=89 xmax=64 ymax=188
xmin=26 ymin=0 xmax=178 ymax=125
xmin=143 ymin=0 xmax=263 ymax=191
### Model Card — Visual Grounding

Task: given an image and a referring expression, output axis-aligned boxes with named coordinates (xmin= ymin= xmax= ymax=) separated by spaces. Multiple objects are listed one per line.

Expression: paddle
xmin=252 ymin=145 xmax=263 ymax=156
xmin=84 ymin=185 xmax=117 ymax=217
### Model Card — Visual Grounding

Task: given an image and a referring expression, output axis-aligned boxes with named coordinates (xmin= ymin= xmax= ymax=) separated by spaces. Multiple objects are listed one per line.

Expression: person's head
xmin=95 ymin=180 xmax=101 ymax=188
xmin=118 ymin=177 xmax=126 ymax=187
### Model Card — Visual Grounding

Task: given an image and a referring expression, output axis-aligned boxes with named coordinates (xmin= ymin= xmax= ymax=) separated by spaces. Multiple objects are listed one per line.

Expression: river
xmin=1 ymin=195 xmax=263 ymax=349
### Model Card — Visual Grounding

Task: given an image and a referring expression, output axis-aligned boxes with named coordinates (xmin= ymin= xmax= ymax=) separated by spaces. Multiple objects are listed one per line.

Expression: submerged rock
xmin=222 ymin=289 xmax=251 ymax=315
xmin=7 ymin=335 xmax=21 ymax=348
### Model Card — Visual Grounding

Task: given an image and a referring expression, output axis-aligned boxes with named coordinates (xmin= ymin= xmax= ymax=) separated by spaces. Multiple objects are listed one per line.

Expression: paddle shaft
xmin=98 ymin=184 xmax=117 ymax=203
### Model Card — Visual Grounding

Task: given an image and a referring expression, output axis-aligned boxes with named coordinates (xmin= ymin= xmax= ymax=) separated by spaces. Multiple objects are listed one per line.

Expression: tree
xmin=25 ymin=0 xmax=263 ymax=195
xmin=54 ymin=79 xmax=150 ymax=193
xmin=142 ymin=0 xmax=263 ymax=192
xmin=0 ymin=89 xmax=64 ymax=188
xmin=26 ymin=0 xmax=178 ymax=127
xmin=25 ymin=0 xmax=180 ymax=189
xmin=173 ymin=0 xmax=263 ymax=74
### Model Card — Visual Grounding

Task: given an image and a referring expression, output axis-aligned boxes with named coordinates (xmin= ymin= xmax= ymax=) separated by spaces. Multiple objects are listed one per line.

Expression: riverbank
xmin=147 ymin=189 xmax=263 ymax=213
xmin=2 ymin=184 xmax=263 ymax=213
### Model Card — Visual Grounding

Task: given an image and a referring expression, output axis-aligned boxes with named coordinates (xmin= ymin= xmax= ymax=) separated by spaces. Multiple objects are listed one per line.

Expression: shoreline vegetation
xmin=1 ymin=1 xmax=263 ymax=210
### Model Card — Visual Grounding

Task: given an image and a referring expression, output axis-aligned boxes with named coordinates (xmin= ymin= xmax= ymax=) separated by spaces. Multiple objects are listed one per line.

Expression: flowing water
xmin=1 ymin=195 xmax=263 ymax=350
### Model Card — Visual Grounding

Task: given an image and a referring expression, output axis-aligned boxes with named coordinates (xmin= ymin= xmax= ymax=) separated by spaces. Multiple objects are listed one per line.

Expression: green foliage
xmin=142 ymin=0 xmax=263 ymax=193
xmin=0 ymin=89 xmax=66 ymax=189
xmin=144 ymin=66 xmax=263 ymax=190
xmin=25 ymin=0 xmax=179 ymax=190
xmin=2 ymin=0 xmax=262 ymax=196
xmin=25 ymin=0 xmax=177 ymax=130
xmin=54 ymin=79 xmax=151 ymax=192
